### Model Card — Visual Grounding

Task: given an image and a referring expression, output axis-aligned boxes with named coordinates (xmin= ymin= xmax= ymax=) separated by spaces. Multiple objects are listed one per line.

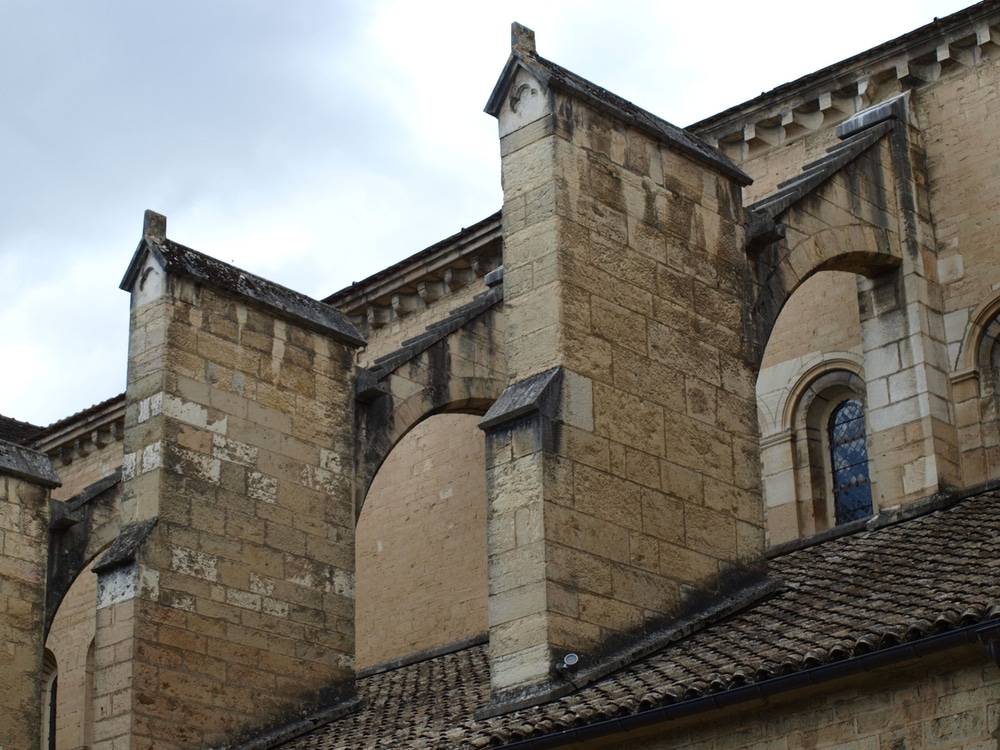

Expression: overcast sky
xmin=0 ymin=0 xmax=974 ymax=427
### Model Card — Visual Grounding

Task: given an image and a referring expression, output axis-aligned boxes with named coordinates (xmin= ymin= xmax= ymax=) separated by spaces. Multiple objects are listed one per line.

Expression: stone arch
xmin=959 ymin=293 xmax=1000 ymax=373
xmin=753 ymin=224 xmax=899 ymax=361
xmin=47 ymin=480 xmax=121 ymax=638
xmin=953 ymin=293 xmax=1000 ymax=483
xmin=44 ymin=551 xmax=106 ymax=750
xmin=782 ymin=358 xmax=866 ymax=434
xmin=354 ymin=289 xmax=506 ymax=515
xmin=355 ymin=412 xmax=489 ymax=669
xmin=41 ymin=648 xmax=57 ymax=750
xmin=357 ymin=375 xmax=504 ymax=516
xmin=793 ymin=366 xmax=870 ymax=531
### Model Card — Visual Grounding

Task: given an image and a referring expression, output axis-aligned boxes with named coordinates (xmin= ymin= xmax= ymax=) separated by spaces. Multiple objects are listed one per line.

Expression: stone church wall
xmin=50 ymin=442 xmax=123 ymax=503
xmin=747 ymin=45 xmax=1000 ymax=543
xmin=355 ymin=412 xmax=487 ymax=669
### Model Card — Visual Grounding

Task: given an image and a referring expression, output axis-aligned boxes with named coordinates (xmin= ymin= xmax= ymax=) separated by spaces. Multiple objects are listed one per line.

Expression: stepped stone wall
xmin=0 ymin=440 xmax=59 ymax=750
xmin=481 ymin=32 xmax=763 ymax=701
xmin=91 ymin=224 xmax=363 ymax=749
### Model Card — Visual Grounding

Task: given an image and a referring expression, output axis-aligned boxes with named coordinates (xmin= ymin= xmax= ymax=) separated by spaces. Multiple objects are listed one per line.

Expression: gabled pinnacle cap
xmin=143 ymin=209 xmax=166 ymax=240
xmin=484 ymin=23 xmax=751 ymax=186
xmin=119 ymin=210 xmax=367 ymax=347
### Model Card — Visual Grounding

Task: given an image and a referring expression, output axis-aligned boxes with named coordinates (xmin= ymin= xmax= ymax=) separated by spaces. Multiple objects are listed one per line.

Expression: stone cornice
xmin=689 ymin=2 xmax=1000 ymax=162
xmin=30 ymin=394 xmax=126 ymax=467
xmin=323 ymin=211 xmax=502 ymax=339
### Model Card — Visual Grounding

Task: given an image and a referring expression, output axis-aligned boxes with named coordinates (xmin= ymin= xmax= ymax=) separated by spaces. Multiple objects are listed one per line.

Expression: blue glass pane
xmin=829 ymin=398 xmax=873 ymax=525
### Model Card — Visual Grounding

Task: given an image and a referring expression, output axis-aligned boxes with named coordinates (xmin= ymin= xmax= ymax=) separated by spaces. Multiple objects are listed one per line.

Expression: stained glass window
xmin=829 ymin=398 xmax=873 ymax=524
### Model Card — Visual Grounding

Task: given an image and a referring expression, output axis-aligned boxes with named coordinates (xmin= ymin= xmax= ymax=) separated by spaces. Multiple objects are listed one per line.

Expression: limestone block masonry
xmin=0 ymin=438 xmax=60 ymax=750
xmin=91 ymin=212 xmax=365 ymax=749
xmin=480 ymin=25 xmax=765 ymax=707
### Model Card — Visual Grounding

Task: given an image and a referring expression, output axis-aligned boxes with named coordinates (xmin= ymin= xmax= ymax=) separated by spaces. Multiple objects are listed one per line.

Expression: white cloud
xmin=0 ymin=0 xmax=976 ymax=425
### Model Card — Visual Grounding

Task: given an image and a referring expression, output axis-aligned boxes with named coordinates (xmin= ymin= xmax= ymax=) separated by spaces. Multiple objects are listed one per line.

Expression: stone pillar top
xmin=143 ymin=209 xmax=167 ymax=240
xmin=511 ymin=22 xmax=535 ymax=54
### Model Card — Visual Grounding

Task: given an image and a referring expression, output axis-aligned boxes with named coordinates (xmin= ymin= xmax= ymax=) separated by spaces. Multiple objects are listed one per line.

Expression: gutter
xmin=496 ymin=619 xmax=1000 ymax=749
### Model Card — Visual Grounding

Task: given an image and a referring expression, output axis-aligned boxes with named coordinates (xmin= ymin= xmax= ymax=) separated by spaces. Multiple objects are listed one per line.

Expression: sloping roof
xmin=275 ymin=488 xmax=1000 ymax=749
xmin=121 ymin=236 xmax=366 ymax=347
xmin=27 ymin=392 xmax=125 ymax=445
xmin=0 ymin=414 xmax=42 ymax=444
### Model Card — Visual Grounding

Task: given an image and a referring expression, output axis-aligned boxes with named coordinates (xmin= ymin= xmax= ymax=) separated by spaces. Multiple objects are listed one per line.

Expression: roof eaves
xmin=493 ymin=618 xmax=1000 ymax=750
xmin=688 ymin=1 xmax=1000 ymax=138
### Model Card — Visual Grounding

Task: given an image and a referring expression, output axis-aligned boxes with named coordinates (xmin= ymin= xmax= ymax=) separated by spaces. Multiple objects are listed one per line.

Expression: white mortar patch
xmin=162 ymin=394 xmax=208 ymax=428
xmin=319 ymin=448 xmax=342 ymax=473
xmin=122 ymin=452 xmax=137 ymax=481
xmin=329 ymin=569 xmax=355 ymax=598
xmin=170 ymin=546 xmax=218 ymax=582
xmin=248 ymin=472 xmax=277 ymax=504
xmin=170 ymin=444 xmax=221 ymax=483
xmin=249 ymin=572 xmax=275 ymax=595
xmin=301 ymin=465 xmax=340 ymax=494
xmin=97 ymin=564 xmax=138 ymax=609
xmin=141 ymin=442 xmax=162 ymax=473
xmin=226 ymin=588 xmax=261 ymax=611
xmin=213 ymin=433 xmax=258 ymax=466
xmin=262 ymin=597 xmax=289 ymax=618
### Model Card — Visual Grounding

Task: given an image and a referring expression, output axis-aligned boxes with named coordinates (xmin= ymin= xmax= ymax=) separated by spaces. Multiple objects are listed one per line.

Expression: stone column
xmin=92 ymin=212 xmax=365 ymax=749
xmin=0 ymin=438 xmax=60 ymax=749
xmin=850 ymin=110 xmax=962 ymax=506
xmin=481 ymin=25 xmax=764 ymax=709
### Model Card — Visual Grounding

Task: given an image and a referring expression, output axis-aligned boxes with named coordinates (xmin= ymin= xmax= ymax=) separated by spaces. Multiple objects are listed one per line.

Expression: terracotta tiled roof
xmin=277 ymin=489 xmax=1000 ymax=749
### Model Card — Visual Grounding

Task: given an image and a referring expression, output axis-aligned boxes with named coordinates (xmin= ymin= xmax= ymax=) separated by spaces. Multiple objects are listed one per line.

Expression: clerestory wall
xmin=740 ymin=38 xmax=1000 ymax=542
xmin=355 ymin=413 xmax=487 ymax=669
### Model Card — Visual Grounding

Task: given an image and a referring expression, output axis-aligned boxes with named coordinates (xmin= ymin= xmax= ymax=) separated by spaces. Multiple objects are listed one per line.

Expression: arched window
xmin=762 ymin=364 xmax=874 ymax=542
xmin=828 ymin=398 xmax=873 ymax=524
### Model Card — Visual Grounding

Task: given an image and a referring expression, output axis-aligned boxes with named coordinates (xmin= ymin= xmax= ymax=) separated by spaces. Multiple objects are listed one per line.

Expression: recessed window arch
xmin=786 ymin=367 xmax=874 ymax=534
xmin=953 ymin=293 xmax=1000 ymax=485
